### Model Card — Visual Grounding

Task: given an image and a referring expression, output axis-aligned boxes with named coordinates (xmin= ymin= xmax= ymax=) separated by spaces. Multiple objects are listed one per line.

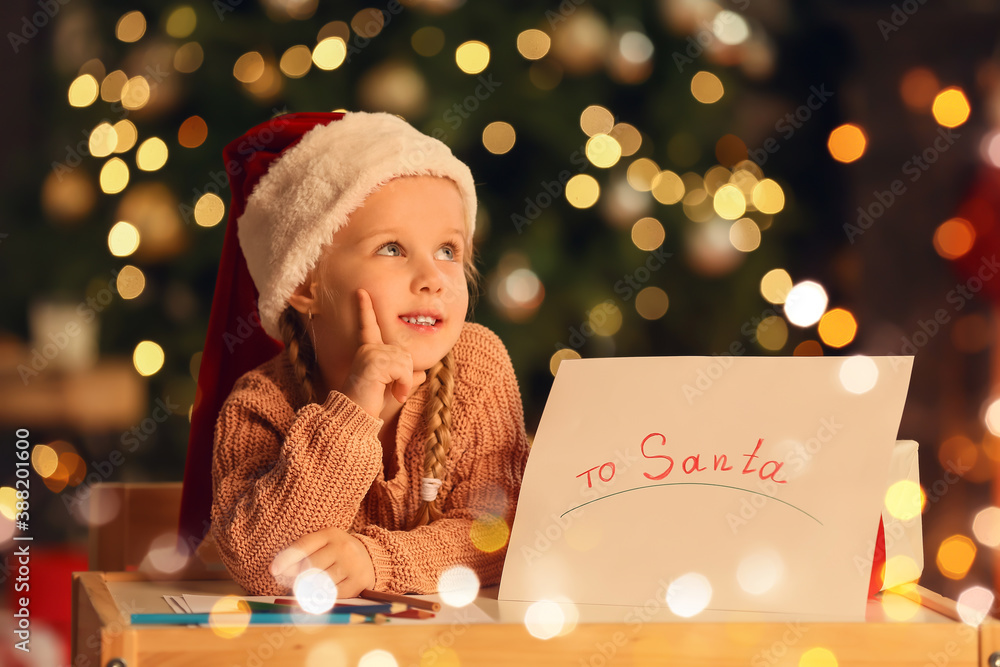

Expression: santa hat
xmin=177 ymin=111 xmax=478 ymax=552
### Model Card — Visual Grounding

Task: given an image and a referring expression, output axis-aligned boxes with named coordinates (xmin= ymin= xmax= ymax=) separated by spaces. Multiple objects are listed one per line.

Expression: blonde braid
xmin=279 ymin=306 xmax=318 ymax=404
xmin=408 ymin=351 xmax=455 ymax=529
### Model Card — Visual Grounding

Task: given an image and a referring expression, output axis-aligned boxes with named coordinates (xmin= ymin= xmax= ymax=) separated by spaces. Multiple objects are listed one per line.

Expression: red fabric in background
xmin=869 ymin=517 xmax=886 ymax=599
xmin=177 ymin=113 xmax=345 ymax=552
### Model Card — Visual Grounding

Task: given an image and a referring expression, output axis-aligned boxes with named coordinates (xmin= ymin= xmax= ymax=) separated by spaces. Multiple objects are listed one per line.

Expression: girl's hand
xmin=342 ymin=289 xmax=427 ymax=417
xmin=270 ymin=527 xmax=376 ymax=598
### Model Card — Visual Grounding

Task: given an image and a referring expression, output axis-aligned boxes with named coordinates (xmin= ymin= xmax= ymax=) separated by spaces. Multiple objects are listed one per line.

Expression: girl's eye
xmin=435 ymin=245 xmax=456 ymax=261
xmin=376 ymin=242 xmax=402 ymax=257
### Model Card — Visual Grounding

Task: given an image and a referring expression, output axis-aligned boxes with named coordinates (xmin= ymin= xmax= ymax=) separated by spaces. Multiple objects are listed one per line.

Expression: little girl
xmin=180 ymin=111 xmax=530 ymax=598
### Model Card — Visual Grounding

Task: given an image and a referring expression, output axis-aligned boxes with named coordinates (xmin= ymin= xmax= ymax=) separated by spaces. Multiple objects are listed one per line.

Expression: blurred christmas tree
xmin=3 ymin=0 xmax=854 ymax=489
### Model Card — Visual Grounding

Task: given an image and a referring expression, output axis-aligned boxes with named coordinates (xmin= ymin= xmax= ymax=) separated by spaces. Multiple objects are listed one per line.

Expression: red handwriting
xmin=578 ymin=434 xmax=788 ymax=487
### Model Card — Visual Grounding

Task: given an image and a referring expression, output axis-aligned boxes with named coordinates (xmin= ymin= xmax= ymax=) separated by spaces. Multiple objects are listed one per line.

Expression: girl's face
xmin=314 ymin=175 xmax=471 ymax=373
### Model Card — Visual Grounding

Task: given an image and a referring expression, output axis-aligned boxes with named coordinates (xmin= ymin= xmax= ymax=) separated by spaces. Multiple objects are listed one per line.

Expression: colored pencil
xmin=360 ymin=588 xmax=441 ymax=612
xmin=131 ymin=612 xmax=371 ymax=626
xmin=245 ymin=600 xmax=403 ymax=615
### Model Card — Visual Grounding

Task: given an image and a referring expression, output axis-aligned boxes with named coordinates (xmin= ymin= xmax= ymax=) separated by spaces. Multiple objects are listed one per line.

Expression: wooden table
xmin=72 ymin=571 xmax=984 ymax=666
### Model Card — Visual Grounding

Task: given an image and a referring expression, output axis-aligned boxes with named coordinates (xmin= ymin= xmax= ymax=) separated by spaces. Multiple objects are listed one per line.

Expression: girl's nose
xmin=412 ymin=255 xmax=443 ymax=293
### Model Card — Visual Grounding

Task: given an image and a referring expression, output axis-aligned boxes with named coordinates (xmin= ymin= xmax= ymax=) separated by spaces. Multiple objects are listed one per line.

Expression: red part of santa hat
xmin=178 ymin=111 xmax=477 ymax=551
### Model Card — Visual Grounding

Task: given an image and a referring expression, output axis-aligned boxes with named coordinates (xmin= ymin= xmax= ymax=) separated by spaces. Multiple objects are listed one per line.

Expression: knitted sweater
xmin=210 ymin=321 xmax=531 ymax=596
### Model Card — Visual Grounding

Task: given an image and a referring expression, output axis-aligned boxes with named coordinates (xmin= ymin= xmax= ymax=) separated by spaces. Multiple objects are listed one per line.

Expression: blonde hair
xmin=279 ymin=237 xmax=480 ymax=529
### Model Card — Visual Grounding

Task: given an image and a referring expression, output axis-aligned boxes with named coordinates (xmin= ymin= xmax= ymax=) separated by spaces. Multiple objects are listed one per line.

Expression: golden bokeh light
xmin=682 ymin=188 xmax=714 ymax=222
xmin=937 ymin=535 xmax=976 ymax=580
xmin=932 ymin=87 xmax=971 ymax=128
xmin=165 ymin=6 xmax=197 ymax=39
xmin=456 ymin=40 xmax=490 ymax=74
xmin=817 ymin=308 xmax=858 ymax=348
xmin=760 ymin=268 xmax=793 ymax=304
xmin=280 ymin=45 xmax=312 ymax=78
xmin=412 ymin=26 xmax=445 ymax=57
xmin=100 ymin=70 xmax=127 ymax=103
xmin=317 ymin=20 xmax=349 ymax=42
xmin=108 ymin=221 xmax=141 ymax=257
xmin=89 ymin=122 xmax=117 ymax=158
xmin=713 ymin=184 xmax=746 ymax=220
xmin=31 ymin=443 xmax=59 ymax=478
xmin=113 ymin=120 xmax=138 ymax=153
xmin=580 ymin=105 xmax=614 ymax=136
xmin=68 ymin=74 xmax=99 ymax=107
xmin=550 ymin=348 xmax=581 ymax=376
xmin=704 ymin=166 xmax=731 ymax=195
xmin=195 ymin=193 xmax=226 ymax=227
xmin=470 ymin=515 xmax=509 ymax=552
xmin=351 ymin=8 xmax=385 ymax=38
xmin=589 ymin=302 xmax=622 ymax=337
xmin=827 ymin=124 xmax=867 ymax=163
xmin=120 ymin=76 xmax=150 ymax=111
xmin=635 ymin=287 xmax=669 ymax=320
xmin=729 ymin=218 xmax=761 ymax=252
xmin=133 ymin=340 xmax=165 ymax=377
xmin=752 ymin=179 xmax=785 ymax=214
xmin=609 ymin=123 xmax=641 ymax=156
xmin=627 ymin=158 xmax=659 ymax=192
xmin=585 ymin=134 xmax=622 ymax=168
xmin=233 ymin=52 xmax=265 ymax=83
xmin=174 ymin=42 xmax=205 ymax=73
xmin=117 ymin=265 xmax=146 ymax=300
xmin=100 ymin=158 xmax=130 ymax=194
xmin=884 ymin=480 xmax=922 ymax=521
xmin=799 ymin=647 xmax=838 ymax=667
xmin=650 ymin=170 xmax=684 ymax=205
xmin=208 ymin=596 xmax=251 ymax=639
xmin=0 ymin=487 xmax=18 ymax=520
xmin=565 ymin=174 xmax=599 ymax=208
xmin=933 ymin=217 xmax=976 ymax=259
xmin=785 ymin=281 xmax=829 ymax=328
xmin=631 ymin=217 xmax=665 ymax=251
xmin=517 ymin=29 xmax=551 ymax=60
xmin=136 ymin=137 xmax=169 ymax=171
xmin=178 ymin=116 xmax=208 ymax=148
xmin=730 ymin=169 xmax=759 ymax=197
xmin=691 ymin=71 xmax=724 ymax=104
xmin=756 ymin=316 xmax=788 ymax=351
xmin=482 ymin=122 xmax=516 ymax=155
xmin=116 ymin=10 xmax=146 ymax=43
xmin=313 ymin=37 xmax=347 ymax=70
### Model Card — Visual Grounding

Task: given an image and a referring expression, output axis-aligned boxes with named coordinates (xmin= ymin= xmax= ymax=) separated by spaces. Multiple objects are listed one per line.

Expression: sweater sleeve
xmin=351 ymin=331 xmax=531 ymax=594
xmin=210 ymin=382 xmax=385 ymax=596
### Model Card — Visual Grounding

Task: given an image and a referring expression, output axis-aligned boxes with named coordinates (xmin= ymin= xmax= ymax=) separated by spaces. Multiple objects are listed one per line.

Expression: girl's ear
xmin=287 ymin=276 xmax=321 ymax=316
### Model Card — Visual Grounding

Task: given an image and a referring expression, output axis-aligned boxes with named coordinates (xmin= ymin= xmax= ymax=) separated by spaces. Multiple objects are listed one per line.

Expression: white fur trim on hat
xmin=237 ymin=111 xmax=478 ymax=340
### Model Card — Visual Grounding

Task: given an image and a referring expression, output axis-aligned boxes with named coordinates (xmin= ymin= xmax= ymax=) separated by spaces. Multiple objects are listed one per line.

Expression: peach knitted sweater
xmin=210 ymin=322 xmax=530 ymax=596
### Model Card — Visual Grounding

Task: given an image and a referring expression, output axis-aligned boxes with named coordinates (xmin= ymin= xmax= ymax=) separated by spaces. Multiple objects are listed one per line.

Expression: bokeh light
xmin=412 ymin=27 xmax=445 ymax=57
xmin=691 ymin=71 xmax=724 ymax=104
xmin=99 ymin=158 xmax=130 ymax=194
xmin=972 ymin=506 xmax=1000 ymax=547
xmin=524 ymin=600 xmax=565 ymax=640
xmin=68 ymin=74 xmax=99 ymax=107
xmin=117 ymin=265 xmax=146 ymax=300
xmin=194 ymin=193 xmax=226 ymax=227
xmin=839 ymin=355 xmax=879 ymax=394
xmin=936 ymin=535 xmax=976 ymax=579
xmin=550 ymin=349 xmax=581 ymax=376
xmin=900 ymin=67 xmax=940 ymax=112
xmin=580 ymin=105 xmax=614 ymax=136
xmin=631 ymin=217 xmax=665 ymax=251
xmin=756 ymin=316 xmax=788 ymax=351
xmin=799 ymin=647 xmax=838 ymax=667
xmin=751 ymin=179 xmax=785 ymax=214
xmin=760 ymin=269 xmax=793 ymax=304
xmin=108 ymin=221 xmax=140 ymax=257
xmin=115 ymin=10 xmax=146 ymax=43
xmin=817 ymin=308 xmax=857 ymax=348
xmin=650 ymin=170 xmax=685 ymax=205
xmin=827 ymin=124 xmax=867 ymax=163
xmin=178 ymin=116 xmax=208 ymax=149
xmin=313 ymin=38 xmax=347 ymax=70
xmin=456 ymin=40 xmax=490 ymax=74
xmin=470 ymin=514 xmax=509 ymax=552
xmin=165 ymin=6 xmax=197 ymax=39
xmin=933 ymin=218 xmax=976 ymax=259
xmin=120 ymin=76 xmax=150 ymax=111
xmin=729 ymin=218 xmax=761 ymax=252
xmin=566 ymin=174 xmax=600 ymax=208
xmin=293 ymin=568 xmax=338 ymax=614
xmin=588 ymin=302 xmax=622 ymax=336
xmin=737 ymin=549 xmax=784 ymax=595
xmin=136 ymin=137 xmax=169 ymax=171
xmin=713 ymin=184 xmax=746 ymax=220
xmin=956 ymin=586 xmax=994 ymax=626
xmin=133 ymin=340 xmax=164 ymax=376
xmin=784 ymin=281 xmax=828 ymax=327
xmin=884 ymin=480 xmax=922 ymax=521
xmin=517 ymin=29 xmax=551 ymax=60
xmin=932 ymin=87 xmax=971 ymax=128
xmin=359 ymin=650 xmax=398 ymax=667
xmin=208 ymin=596 xmax=250 ymax=639
xmin=666 ymin=572 xmax=712 ymax=617
xmin=586 ymin=134 xmax=622 ymax=168
xmin=635 ymin=287 xmax=669 ymax=320
xmin=438 ymin=565 xmax=480 ymax=607
xmin=482 ymin=121 xmax=516 ymax=154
